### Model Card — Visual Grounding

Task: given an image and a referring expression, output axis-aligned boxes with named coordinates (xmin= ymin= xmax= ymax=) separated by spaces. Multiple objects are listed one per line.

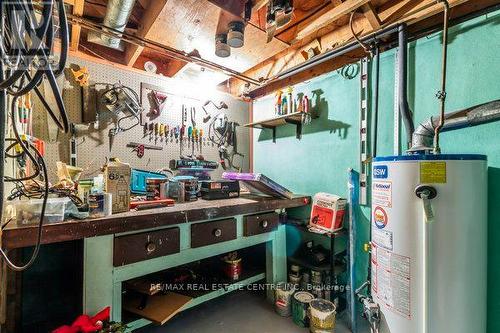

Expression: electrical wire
xmin=349 ymin=10 xmax=371 ymax=54
xmin=0 ymin=0 xmax=70 ymax=271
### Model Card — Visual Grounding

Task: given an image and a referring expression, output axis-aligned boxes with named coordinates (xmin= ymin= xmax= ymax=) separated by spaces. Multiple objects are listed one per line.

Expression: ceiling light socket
xmin=227 ymin=21 xmax=245 ymax=48
xmin=215 ymin=34 xmax=231 ymax=58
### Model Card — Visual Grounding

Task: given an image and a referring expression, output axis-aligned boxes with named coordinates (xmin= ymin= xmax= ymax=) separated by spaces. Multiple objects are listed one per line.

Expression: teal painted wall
xmin=253 ymin=9 xmax=500 ymax=332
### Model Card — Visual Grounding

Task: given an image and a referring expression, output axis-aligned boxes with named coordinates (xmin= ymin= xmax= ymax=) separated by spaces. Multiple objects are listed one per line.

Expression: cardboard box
xmin=309 ymin=193 xmax=347 ymax=233
xmin=104 ymin=159 xmax=131 ymax=214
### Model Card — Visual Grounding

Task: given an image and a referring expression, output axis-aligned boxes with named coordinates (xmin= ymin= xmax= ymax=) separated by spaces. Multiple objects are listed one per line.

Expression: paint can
xmin=312 ymin=285 xmax=323 ymax=299
xmin=292 ymin=291 xmax=314 ymax=327
xmin=275 ymin=282 xmax=296 ymax=317
xmin=223 ymin=252 xmax=242 ymax=281
xmin=290 ymin=264 xmax=301 ymax=275
xmin=224 ymin=258 xmax=242 ymax=281
xmin=301 ymin=272 xmax=310 ymax=291
xmin=311 ymin=270 xmax=322 ymax=285
xmin=289 ymin=273 xmax=302 ymax=286
xmin=309 ymin=299 xmax=336 ymax=333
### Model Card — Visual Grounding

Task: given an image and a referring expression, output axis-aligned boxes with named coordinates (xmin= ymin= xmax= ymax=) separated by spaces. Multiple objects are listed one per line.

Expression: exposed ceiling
xmin=65 ymin=0 xmax=498 ymax=97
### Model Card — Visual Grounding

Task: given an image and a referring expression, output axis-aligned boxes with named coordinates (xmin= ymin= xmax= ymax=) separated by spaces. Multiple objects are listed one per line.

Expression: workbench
xmin=2 ymin=195 xmax=310 ymax=331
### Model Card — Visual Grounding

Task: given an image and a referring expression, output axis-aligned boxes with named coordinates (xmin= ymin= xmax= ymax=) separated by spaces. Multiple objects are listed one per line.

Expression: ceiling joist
xmin=222 ymin=0 xmax=484 ymax=98
xmin=292 ymin=0 xmax=371 ymax=43
xmin=124 ymin=0 xmax=171 ymax=67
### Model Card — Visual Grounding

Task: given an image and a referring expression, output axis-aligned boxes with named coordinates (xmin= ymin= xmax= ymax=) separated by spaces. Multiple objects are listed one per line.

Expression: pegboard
xmin=32 ymin=55 xmax=250 ymax=183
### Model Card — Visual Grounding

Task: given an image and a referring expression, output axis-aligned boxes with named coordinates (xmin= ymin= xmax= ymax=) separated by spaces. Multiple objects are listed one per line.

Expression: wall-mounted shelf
xmin=244 ymin=112 xmax=312 ymax=143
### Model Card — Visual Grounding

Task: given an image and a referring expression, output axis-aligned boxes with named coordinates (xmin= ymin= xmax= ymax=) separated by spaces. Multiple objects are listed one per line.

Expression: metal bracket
xmin=284 ymin=118 xmax=302 ymax=139
xmin=261 ymin=125 xmax=276 ymax=143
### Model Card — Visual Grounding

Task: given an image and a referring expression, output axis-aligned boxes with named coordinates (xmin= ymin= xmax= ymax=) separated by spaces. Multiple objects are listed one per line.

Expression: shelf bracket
xmin=261 ymin=125 xmax=277 ymax=143
xmin=284 ymin=119 xmax=302 ymax=140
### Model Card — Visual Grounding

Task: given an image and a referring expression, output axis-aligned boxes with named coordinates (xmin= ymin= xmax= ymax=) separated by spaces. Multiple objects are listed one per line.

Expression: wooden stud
xmin=70 ymin=0 xmax=84 ymax=52
xmin=292 ymin=0 xmax=370 ymax=42
xmin=362 ymin=2 xmax=382 ymax=29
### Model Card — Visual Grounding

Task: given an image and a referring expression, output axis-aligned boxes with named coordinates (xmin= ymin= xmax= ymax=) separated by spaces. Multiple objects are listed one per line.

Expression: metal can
xmin=301 ymin=272 xmax=311 ymax=291
xmin=275 ymin=282 xmax=296 ymax=317
xmin=292 ymin=291 xmax=314 ymax=327
xmin=309 ymin=299 xmax=336 ymax=333
xmin=223 ymin=258 xmax=242 ymax=281
xmin=289 ymin=273 xmax=302 ymax=286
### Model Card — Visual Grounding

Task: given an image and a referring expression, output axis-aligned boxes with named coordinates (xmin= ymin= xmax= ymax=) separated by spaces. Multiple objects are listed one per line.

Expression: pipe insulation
xmin=409 ymin=99 xmax=500 ymax=152
xmin=88 ymin=0 xmax=136 ymax=50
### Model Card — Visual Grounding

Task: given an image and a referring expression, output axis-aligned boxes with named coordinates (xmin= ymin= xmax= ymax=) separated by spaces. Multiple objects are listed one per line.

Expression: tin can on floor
xmin=289 ymin=273 xmax=302 ymax=286
xmin=292 ymin=291 xmax=314 ymax=327
xmin=309 ymin=299 xmax=336 ymax=333
xmin=275 ymin=282 xmax=295 ymax=317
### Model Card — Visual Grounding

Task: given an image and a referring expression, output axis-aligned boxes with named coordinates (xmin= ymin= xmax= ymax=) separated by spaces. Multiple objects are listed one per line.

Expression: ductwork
xmin=409 ymin=99 xmax=500 ymax=152
xmin=88 ymin=0 xmax=136 ymax=50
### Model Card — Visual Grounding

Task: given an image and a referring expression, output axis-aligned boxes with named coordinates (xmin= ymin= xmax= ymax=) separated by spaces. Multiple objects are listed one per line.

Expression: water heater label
xmin=373 ymin=229 xmax=393 ymax=250
xmin=372 ymin=181 xmax=392 ymax=207
xmin=375 ymin=249 xmax=412 ymax=319
xmin=420 ymin=162 xmax=447 ymax=183
xmin=373 ymin=165 xmax=388 ymax=179
xmin=374 ymin=206 xmax=388 ymax=229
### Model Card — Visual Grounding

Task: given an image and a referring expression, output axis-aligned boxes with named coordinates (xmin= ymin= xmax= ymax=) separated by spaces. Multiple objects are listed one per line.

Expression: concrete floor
xmin=138 ymin=290 xmax=351 ymax=333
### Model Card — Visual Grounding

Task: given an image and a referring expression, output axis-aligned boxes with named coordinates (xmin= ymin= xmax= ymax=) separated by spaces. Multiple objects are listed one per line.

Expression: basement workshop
xmin=0 ymin=0 xmax=498 ymax=332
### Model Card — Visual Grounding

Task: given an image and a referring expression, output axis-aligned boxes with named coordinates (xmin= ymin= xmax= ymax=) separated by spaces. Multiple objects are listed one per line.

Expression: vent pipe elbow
xmin=409 ymin=99 xmax=500 ymax=152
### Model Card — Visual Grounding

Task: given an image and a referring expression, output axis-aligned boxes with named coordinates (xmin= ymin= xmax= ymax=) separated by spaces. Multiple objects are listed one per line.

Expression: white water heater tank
xmin=370 ymin=154 xmax=487 ymax=333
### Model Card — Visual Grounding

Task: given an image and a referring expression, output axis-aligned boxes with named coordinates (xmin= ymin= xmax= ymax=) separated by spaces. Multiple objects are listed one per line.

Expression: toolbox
xmin=200 ymin=180 xmax=240 ymax=200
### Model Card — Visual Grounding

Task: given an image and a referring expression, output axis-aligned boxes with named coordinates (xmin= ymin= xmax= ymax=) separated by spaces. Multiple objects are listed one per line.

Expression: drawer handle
xmin=260 ymin=220 xmax=269 ymax=228
xmin=146 ymin=242 xmax=157 ymax=254
xmin=213 ymin=228 xmax=223 ymax=238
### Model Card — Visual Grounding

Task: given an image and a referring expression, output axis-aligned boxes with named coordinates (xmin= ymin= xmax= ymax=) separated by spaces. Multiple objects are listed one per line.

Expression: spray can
xmin=286 ymin=86 xmax=293 ymax=113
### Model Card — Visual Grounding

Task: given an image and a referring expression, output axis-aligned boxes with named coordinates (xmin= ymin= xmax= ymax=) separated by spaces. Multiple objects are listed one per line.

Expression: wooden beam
xmin=70 ymin=0 xmax=84 ymax=51
xmin=222 ymin=0 xmax=473 ymax=98
xmin=292 ymin=0 xmax=370 ymax=42
xmin=362 ymin=2 xmax=381 ymax=29
xmin=253 ymin=0 xmax=269 ymax=12
xmin=124 ymin=0 xmax=170 ymax=67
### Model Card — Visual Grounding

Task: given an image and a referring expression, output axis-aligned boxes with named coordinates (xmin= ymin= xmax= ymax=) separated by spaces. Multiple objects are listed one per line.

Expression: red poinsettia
xmin=53 ymin=307 xmax=110 ymax=333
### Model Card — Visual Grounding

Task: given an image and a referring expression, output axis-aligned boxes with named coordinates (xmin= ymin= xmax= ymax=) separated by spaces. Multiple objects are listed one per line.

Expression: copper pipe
xmin=433 ymin=0 xmax=450 ymax=154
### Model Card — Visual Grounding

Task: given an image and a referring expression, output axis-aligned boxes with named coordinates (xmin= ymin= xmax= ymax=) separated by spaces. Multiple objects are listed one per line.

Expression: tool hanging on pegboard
xmin=359 ymin=57 xmax=370 ymax=206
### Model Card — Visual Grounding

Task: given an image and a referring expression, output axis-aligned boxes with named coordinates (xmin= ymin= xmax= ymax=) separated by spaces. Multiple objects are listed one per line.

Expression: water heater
xmin=370 ymin=154 xmax=487 ymax=333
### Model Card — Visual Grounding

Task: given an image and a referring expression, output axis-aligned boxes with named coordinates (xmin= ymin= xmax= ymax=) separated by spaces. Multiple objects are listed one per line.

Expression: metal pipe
xmin=252 ymin=23 xmax=404 ymax=90
xmin=372 ymin=46 xmax=380 ymax=157
xmin=409 ymin=100 xmax=500 ymax=152
xmin=433 ymin=0 xmax=450 ymax=154
xmin=67 ymin=14 xmax=261 ymax=86
xmin=97 ymin=0 xmax=136 ymax=49
xmin=398 ymin=24 xmax=415 ymax=147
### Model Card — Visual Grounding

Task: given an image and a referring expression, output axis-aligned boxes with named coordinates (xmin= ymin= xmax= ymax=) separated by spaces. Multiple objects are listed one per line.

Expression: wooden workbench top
xmin=2 ymin=195 xmax=310 ymax=250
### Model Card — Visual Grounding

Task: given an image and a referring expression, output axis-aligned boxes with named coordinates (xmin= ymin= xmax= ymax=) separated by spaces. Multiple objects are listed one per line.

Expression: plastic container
xmin=7 ymin=197 xmax=71 ymax=225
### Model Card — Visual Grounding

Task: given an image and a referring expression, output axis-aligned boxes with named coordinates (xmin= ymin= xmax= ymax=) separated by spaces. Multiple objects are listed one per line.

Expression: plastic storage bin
xmin=6 ymin=197 xmax=71 ymax=225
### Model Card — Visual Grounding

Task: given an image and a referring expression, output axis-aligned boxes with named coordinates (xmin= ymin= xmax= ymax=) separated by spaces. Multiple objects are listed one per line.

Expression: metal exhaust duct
xmin=409 ymin=99 xmax=500 ymax=152
xmin=88 ymin=0 xmax=136 ymax=51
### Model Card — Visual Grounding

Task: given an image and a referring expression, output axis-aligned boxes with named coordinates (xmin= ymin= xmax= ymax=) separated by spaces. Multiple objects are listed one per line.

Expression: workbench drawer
xmin=244 ymin=212 xmax=279 ymax=237
xmin=191 ymin=218 xmax=236 ymax=248
xmin=113 ymin=227 xmax=180 ymax=266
